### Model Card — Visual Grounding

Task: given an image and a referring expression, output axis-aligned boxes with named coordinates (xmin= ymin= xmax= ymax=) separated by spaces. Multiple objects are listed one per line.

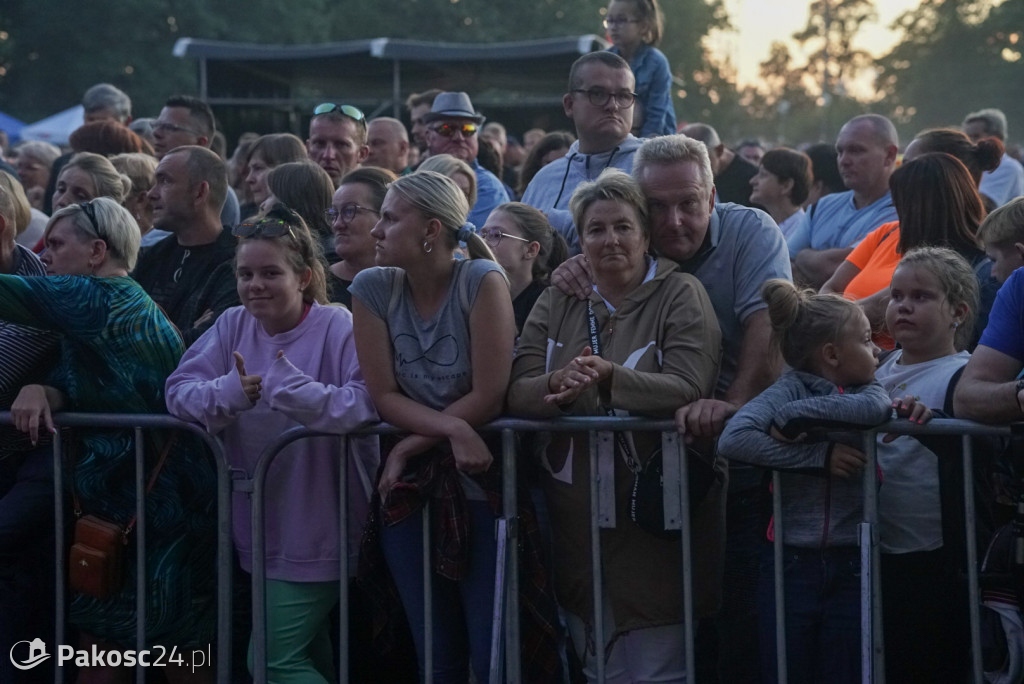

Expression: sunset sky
xmin=710 ymin=0 xmax=922 ymax=89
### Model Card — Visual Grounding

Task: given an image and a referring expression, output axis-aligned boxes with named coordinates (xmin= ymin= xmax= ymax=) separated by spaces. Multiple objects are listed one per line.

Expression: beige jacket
xmin=508 ymin=258 xmax=724 ymax=635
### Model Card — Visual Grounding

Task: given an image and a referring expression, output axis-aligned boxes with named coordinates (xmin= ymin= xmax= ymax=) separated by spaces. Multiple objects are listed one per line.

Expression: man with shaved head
xmin=680 ymin=122 xmax=758 ymax=206
xmin=786 ymin=113 xmax=899 ymax=288
xmin=365 ymin=117 xmax=410 ymax=175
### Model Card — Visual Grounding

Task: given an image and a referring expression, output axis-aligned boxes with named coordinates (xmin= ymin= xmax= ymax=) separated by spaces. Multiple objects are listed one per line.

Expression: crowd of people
xmin=2 ymin=4 xmax=1024 ymax=682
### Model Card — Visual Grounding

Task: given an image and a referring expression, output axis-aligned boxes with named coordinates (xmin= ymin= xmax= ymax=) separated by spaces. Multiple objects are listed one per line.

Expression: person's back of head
xmin=679 ymin=123 xmax=721 ymax=150
xmin=248 ymin=133 xmax=308 ymax=168
xmin=518 ymin=131 xmax=576 ymax=195
xmin=804 ymin=142 xmax=844 ymax=198
xmin=762 ymin=278 xmax=861 ymax=375
xmin=69 ymin=120 xmax=145 ymax=156
xmin=265 ymin=160 xmax=335 ymax=236
xmin=963 ymin=108 xmax=1008 ymax=141
xmin=109 ymin=153 xmax=158 ymax=200
xmin=0 ymin=171 xmax=31 ymax=240
xmin=978 ymin=197 xmax=1024 ymax=250
xmin=891 ymin=152 xmax=985 ymax=255
xmin=907 ymin=128 xmax=1003 ymax=187
xmin=418 ymin=154 xmax=479 ymax=209
xmin=82 ymin=83 xmax=132 ymax=124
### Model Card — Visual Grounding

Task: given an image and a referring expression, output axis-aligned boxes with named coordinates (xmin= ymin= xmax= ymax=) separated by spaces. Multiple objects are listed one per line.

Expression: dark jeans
xmin=715 ymin=480 xmax=767 ymax=684
xmin=379 ymin=500 xmax=498 ymax=684
xmin=757 ymin=545 xmax=861 ymax=684
xmin=881 ymin=548 xmax=968 ymax=683
xmin=0 ymin=445 xmax=57 ymax=684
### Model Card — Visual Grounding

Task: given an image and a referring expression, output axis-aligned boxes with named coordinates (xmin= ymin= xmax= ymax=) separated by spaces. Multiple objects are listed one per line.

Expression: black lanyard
xmin=587 ymin=301 xmax=641 ymax=474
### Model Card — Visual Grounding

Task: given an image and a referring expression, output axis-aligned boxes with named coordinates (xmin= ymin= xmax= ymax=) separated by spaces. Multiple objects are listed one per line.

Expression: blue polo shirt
xmin=786 ymin=190 xmax=897 ymax=257
xmin=678 ymin=203 xmax=792 ymax=397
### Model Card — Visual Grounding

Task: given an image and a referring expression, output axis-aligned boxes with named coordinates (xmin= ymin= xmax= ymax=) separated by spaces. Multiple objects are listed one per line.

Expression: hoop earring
xmin=423 ymin=240 xmax=432 ymax=254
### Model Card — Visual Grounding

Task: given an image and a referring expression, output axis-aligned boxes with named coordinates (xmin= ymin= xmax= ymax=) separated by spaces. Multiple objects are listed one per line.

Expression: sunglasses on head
xmin=432 ymin=122 xmax=478 ymax=138
xmin=313 ymin=103 xmax=367 ymax=128
xmin=233 ymin=204 xmax=301 ymax=239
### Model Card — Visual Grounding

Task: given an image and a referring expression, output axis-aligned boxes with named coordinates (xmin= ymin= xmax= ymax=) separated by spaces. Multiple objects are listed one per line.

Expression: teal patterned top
xmin=0 ymin=274 xmax=217 ymax=647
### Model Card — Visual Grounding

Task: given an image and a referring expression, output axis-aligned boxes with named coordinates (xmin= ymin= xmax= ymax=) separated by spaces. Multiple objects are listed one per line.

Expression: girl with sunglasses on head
xmin=166 ymin=204 xmax=379 ymax=683
xmin=350 ymin=171 xmax=559 ymax=683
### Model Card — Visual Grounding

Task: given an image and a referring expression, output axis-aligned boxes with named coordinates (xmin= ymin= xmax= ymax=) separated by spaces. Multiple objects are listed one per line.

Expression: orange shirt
xmin=843 ymin=221 xmax=901 ymax=349
xmin=844 ymin=221 xmax=901 ymax=301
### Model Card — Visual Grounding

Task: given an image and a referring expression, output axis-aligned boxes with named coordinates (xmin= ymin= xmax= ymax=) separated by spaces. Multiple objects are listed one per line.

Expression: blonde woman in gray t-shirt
xmin=350 ymin=171 xmax=531 ymax=682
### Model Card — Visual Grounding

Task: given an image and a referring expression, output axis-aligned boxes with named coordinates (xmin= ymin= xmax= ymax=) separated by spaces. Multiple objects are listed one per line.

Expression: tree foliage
xmin=875 ymin=0 xmax=1024 ymax=137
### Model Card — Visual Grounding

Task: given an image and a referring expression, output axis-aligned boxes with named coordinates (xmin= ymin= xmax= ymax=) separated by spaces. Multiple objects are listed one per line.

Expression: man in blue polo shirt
xmin=787 ymin=114 xmax=899 ymax=288
xmin=423 ymin=91 xmax=509 ymax=227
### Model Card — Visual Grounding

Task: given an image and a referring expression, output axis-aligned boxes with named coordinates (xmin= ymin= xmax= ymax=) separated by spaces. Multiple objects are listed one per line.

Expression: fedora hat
xmin=422 ymin=92 xmax=486 ymax=125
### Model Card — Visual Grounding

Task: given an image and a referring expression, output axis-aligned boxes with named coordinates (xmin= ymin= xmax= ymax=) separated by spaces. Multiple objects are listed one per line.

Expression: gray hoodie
xmin=717 ymin=370 xmax=892 ymax=548
xmin=520 ymin=135 xmax=643 ymax=254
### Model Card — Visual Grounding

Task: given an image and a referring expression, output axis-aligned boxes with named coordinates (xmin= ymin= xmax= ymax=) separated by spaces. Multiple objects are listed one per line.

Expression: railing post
xmin=134 ymin=427 xmax=147 ymax=683
xmin=773 ymin=470 xmax=787 ymax=684
xmin=962 ymin=435 xmax=984 ymax=684
xmin=662 ymin=430 xmax=696 ymax=682
xmin=338 ymin=436 xmax=350 ymax=684
xmin=589 ymin=430 xmax=606 ymax=683
xmin=501 ymin=428 xmax=521 ymax=684
xmin=52 ymin=429 xmax=66 ymax=684
xmin=423 ymin=500 xmax=433 ymax=684
xmin=860 ymin=431 xmax=884 ymax=683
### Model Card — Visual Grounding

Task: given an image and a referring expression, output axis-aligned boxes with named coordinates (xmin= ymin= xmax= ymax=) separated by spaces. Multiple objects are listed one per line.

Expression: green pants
xmin=247 ymin=578 xmax=339 ymax=684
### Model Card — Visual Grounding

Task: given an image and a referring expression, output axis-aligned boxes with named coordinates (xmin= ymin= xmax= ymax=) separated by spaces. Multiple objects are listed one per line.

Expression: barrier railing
xmin=770 ymin=419 xmax=1013 ymax=684
xmin=2 ymin=411 xmax=1011 ymax=683
xmin=0 ymin=411 xmax=234 ymax=684
xmin=247 ymin=416 xmax=697 ymax=684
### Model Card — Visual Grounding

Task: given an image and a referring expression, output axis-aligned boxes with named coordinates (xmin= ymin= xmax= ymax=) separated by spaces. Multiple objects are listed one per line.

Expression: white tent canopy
xmin=19 ymin=105 xmax=84 ymax=146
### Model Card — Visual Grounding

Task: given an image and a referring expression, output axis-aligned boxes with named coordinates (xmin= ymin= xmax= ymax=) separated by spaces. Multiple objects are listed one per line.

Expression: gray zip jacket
xmin=520 ymin=135 xmax=642 ymax=253
xmin=717 ymin=370 xmax=892 ymax=547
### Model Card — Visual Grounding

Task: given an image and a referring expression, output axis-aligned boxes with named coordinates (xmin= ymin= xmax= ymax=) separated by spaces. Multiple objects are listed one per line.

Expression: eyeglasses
xmin=571 ymin=88 xmax=637 ymax=109
xmin=153 ymin=121 xmax=201 ymax=136
xmin=324 ymin=204 xmax=379 ymax=224
xmin=479 ymin=228 xmax=531 ymax=248
xmin=78 ymin=201 xmax=105 ymax=239
xmin=603 ymin=17 xmax=640 ymax=28
xmin=313 ymin=103 xmax=367 ymax=129
xmin=431 ymin=122 xmax=478 ymax=138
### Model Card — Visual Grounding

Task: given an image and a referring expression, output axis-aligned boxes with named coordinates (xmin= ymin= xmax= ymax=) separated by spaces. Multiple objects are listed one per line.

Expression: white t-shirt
xmin=875 ymin=350 xmax=969 ymax=553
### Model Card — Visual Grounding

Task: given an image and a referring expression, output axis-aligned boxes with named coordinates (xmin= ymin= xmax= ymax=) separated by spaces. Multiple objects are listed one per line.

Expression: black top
xmin=513 ymin=280 xmax=547 ymax=334
xmin=131 ymin=227 xmax=240 ymax=347
xmin=715 ymin=154 xmax=758 ymax=207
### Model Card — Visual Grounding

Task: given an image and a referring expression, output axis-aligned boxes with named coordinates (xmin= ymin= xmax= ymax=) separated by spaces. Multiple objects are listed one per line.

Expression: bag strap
xmin=70 ymin=431 xmax=179 ymax=541
xmin=587 ymin=301 xmax=641 ymax=474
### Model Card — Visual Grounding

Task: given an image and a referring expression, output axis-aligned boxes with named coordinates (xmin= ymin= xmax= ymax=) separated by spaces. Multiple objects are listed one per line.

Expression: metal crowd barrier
xmin=3 ymin=410 xmax=1011 ymax=684
xmin=0 ymin=411 xmax=235 ymax=684
xmin=770 ymin=418 xmax=1013 ymax=684
xmin=247 ymin=416 xmax=697 ymax=684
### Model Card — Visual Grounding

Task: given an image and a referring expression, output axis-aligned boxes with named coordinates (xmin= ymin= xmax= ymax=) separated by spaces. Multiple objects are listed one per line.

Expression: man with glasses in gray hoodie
xmin=521 ymin=51 xmax=642 ymax=254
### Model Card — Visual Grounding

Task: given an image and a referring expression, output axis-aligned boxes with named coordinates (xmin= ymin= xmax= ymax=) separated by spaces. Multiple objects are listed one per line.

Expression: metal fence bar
xmin=589 ymin=429 xmax=606 ymax=683
xmin=772 ymin=470 xmax=787 ymax=684
xmin=962 ymin=434 xmax=984 ymax=684
xmin=133 ymin=427 xmax=147 ymax=684
xmin=338 ymin=435 xmax=350 ymax=684
xmin=52 ymin=428 xmax=66 ymax=684
xmin=502 ymin=428 xmax=521 ymax=684
xmin=861 ymin=431 xmax=884 ymax=683
xmin=423 ymin=499 xmax=433 ymax=684
xmin=0 ymin=413 xmax=232 ymax=682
